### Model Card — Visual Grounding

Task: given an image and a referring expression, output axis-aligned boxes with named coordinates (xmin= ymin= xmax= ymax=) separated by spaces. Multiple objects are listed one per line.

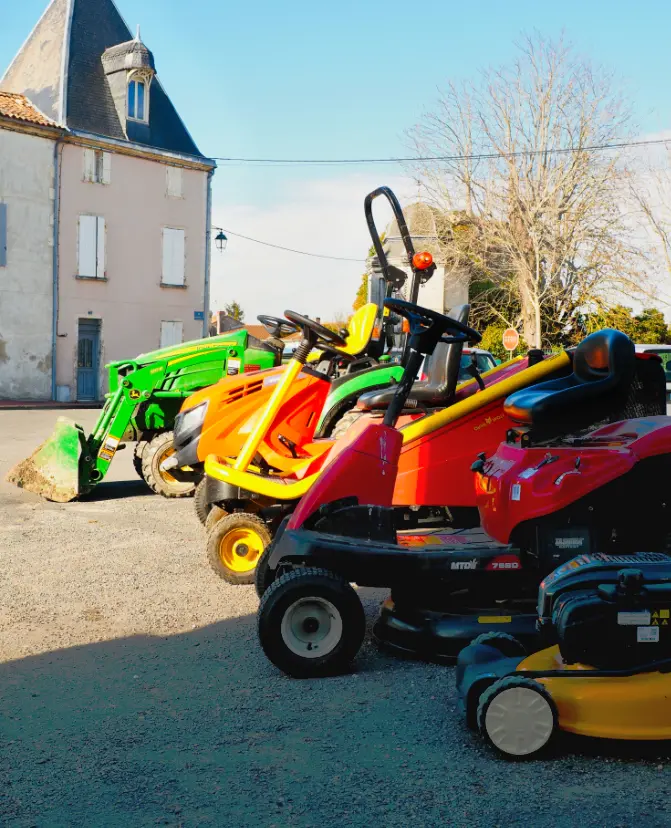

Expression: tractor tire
xmin=194 ymin=477 xmax=211 ymax=525
xmin=133 ymin=439 xmax=149 ymax=479
xmin=331 ymin=408 xmax=365 ymax=441
xmin=476 ymin=676 xmax=558 ymax=759
xmin=141 ymin=431 xmax=197 ymax=498
xmin=207 ymin=512 xmax=271 ymax=585
xmin=258 ymin=568 xmax=366 ymax=678
xmin=205 ymin=505 xmax=228 ymax=532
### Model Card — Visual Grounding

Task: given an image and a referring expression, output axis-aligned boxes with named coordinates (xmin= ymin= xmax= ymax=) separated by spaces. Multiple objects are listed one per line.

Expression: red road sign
xmin=502 ymin=328 xmax=519 ymax=351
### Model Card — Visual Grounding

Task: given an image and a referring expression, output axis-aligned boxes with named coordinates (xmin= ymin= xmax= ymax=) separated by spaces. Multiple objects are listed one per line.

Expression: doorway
xmin=77 ymin=318 xmax=101 ymax=401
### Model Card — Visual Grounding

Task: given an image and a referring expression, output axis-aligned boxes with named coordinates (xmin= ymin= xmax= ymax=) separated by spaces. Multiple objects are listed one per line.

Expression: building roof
xmin=0 ymin=91 xmax=57 ymax=128
xmin=1 ymin=0 xmax=205 ymax=158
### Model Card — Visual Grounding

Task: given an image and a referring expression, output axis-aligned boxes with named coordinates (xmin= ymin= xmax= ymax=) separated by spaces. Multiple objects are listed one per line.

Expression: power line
xmin=212 ymin=137 xmax=671 ymax=166
xmin=220 ymin=228 xmax=367 ymax=262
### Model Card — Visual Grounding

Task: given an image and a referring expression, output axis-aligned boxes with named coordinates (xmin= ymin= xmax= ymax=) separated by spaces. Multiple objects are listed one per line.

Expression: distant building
xmin=0 ymin=93 xmax=61 ymax=399
xmin=0 ymin=0 xmax=216 ymax=401
xmin=372 ymin=202 xmax=469 ymax=314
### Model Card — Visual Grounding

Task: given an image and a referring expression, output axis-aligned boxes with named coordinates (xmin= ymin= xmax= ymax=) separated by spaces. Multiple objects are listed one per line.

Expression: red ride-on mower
xmin=256 ymin=298 xmax=668 ymax=678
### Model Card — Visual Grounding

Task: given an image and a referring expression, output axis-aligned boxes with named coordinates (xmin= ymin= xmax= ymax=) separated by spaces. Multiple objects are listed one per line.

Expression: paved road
xmin=0 ymin=411 xmax=669 ymax=827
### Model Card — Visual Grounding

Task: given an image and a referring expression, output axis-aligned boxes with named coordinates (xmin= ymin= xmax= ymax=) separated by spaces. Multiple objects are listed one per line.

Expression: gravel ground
xmin=1 ymin=410 xmax=670 ymax=827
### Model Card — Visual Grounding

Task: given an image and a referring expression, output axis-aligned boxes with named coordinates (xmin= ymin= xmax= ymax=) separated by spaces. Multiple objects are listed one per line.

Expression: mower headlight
xmin=179 ymin=401 xmax=208 ymax=433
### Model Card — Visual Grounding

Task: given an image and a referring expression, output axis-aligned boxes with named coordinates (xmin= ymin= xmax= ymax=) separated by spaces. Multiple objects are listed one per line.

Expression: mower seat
xmin=356 ymin=304 xmax=471 ymax=411
xmin=504 ymin=328 xmax=635 ymax=435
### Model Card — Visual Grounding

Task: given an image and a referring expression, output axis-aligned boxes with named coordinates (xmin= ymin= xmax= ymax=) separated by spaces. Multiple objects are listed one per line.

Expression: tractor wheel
xmin=194 ymin=477 xmax=211 ymax=525
xmin=133 ymin=439 xmax=149 ymax=479
xmin=258 ymin=568 xmax=366 ymax=678
xmin=205 ymin=505 xmax=228 ymax=532
xmin=331 ymin=408 xmax=365 ymax=441
xmin=207 ymin=513 xmax=271 ymax=585
xmin=141 ymin=431 xmax=197 ymax=498
xmin=476 ymin=676 xmax=558 ymax=758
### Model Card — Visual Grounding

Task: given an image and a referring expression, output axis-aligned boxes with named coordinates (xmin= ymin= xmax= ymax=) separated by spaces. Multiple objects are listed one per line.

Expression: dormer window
xmin=127 ymin=77 xmax=148 ymax=122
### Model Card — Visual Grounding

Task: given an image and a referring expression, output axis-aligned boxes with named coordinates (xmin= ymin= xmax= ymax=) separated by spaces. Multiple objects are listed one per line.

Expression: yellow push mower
xmin=457 ymin=553 xmax=671 ymax=758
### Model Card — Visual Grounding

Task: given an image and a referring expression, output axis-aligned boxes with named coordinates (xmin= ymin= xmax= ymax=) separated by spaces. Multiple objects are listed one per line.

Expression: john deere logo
xmin=129 ymin=389 xmax=141 ymax=400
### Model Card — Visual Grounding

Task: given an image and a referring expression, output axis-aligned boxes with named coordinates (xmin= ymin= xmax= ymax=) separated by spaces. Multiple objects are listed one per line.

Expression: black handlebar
xmin=284 ymin=310 xmax=347 ymax=360
xmin=257 ymin=315 xmax=299 ymax=339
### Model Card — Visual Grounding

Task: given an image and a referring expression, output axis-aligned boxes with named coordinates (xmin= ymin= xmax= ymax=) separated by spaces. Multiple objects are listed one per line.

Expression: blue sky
xmin=2 ymin=0 xmax=671 ymax=319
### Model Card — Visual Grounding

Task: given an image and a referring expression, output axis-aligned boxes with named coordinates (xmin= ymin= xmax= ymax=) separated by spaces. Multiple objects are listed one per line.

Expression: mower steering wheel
xmin=384 ymin=298 xmax=481 ymax=345
xmin=284 ymin=310 xmax=347 ymax=348
xmin=257 ymin=315 xmax=299 ymax=339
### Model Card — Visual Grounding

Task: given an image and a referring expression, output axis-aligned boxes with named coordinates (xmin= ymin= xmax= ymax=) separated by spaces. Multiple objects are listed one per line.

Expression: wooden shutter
xmin=78 ymin=216 xmax=97 ymax=277
xmin=0 ymin=203 xmax=6 ymax=267
xmin=166 ymin=166 xmax=182 ymax=198
xmin=96 ymin=217 xmax=106 ymax=278
xmin=160 ymin=320 xmax=183 ymax=348
xmin=162 ymin=228 xmax=185 ymax=285
xmin=83 ymin=148 xmax=95 ymax=182
xmin=102 ymin=152 xmax=111 ymax=185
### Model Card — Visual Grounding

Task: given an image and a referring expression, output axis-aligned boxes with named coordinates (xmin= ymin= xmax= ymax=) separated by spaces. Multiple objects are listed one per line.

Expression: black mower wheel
xmin=205 ymin=504 xmax=228 ymax=532
xmin=141 ymin=431 xmax=197 ymax=498
xmin=470 ymin=632 xmax=527 ymax=658
xmin=258 ymin=568 xmax=365 ymax=678
xmin=476 ymin=676 xmax=558 ymax=759
xmin=254 ymin=542 xmax=277 ymax=599
xmin=206 ymin=512 xmax=271 ymax=585
xmin=133 ymin=439 xmax=149 ymax=479
xmin=194 ymin=477 xmax=211 ymax=525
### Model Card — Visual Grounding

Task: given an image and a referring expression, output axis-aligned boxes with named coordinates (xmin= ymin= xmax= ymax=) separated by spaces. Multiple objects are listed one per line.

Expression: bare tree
xmin=627 ymin=143 xmax=671 ymax=283
xmin=407 ymin=34 xmax=648 ymax=347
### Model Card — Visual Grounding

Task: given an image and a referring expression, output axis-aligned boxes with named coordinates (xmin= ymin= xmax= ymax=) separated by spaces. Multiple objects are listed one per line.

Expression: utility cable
xmin=220 ymin=228 xmax=367 ymax=262
xmin=212 ymin=136 xmax=671 ymax=166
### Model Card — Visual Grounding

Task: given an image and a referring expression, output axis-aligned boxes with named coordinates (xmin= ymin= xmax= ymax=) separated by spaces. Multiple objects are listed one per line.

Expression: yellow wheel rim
xmin=218 ymin=527 xmax=264 ymax=573
xmin=158 ymin=445 xmax=178 ymax=484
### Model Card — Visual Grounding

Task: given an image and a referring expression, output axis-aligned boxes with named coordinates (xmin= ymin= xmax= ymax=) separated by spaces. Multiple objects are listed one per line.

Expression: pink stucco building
xmin=1 ymin=0 xmax=215 ymax=401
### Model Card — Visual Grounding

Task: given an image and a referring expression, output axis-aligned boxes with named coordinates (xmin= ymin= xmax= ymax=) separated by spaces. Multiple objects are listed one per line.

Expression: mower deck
xmin=373 ymin=594 xmax=539 ymax=662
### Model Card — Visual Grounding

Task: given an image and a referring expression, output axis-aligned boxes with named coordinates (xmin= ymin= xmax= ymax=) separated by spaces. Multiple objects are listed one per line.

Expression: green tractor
xmin=7 ymin=329 xmax=280 ymax=503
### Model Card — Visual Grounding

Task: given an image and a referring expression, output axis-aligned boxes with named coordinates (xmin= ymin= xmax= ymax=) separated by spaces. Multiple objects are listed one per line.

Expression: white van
xmin=635 ymin=344 xmax=671 ymax=414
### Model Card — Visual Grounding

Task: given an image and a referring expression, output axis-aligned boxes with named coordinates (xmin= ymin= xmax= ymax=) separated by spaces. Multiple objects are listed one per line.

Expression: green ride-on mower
xmin=6 ymin=329 xmax=282 ymax=503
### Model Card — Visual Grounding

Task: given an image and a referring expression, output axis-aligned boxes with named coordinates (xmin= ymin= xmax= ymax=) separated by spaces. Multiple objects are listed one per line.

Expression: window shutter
xmin=160 ymin=320 xmax=183 ymax=348
xmin=166 ymin=167 xmax=182 ymax=198
xmin=96 ymin=218 xmax=106 ymax=279
xmin=0 ymin=203 xmax=6 ymax=267
xmin=83 ymin=149 xmax=95 ymax=182
xmin=162 ymin=228 xmax=185 ymax=285
xmin=78 ymin=216 xmax=97 ymax=277
xmin=102 ymin=152 xmax=111 ymax=185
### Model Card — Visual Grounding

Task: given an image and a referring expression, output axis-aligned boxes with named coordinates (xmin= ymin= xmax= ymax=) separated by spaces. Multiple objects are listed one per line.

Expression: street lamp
xmin=214 ymin=230 xmax=228 ymax=252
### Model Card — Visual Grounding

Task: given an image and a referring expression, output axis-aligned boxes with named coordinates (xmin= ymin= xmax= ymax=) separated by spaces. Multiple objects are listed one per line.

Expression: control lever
xmin=465 ymin=353 xmax=486 ymax=391
xmin=471 ymin=452 xmax=487 ymax=473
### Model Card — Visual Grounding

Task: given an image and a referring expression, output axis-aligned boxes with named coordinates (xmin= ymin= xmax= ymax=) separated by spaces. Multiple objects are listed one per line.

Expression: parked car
xmin=635 ymin=344 xmax=671 ymax=414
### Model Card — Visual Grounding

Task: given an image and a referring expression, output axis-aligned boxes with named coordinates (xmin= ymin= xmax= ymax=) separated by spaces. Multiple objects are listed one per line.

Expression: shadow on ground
xmin=2 ymin=600 xmax=671 ymax=828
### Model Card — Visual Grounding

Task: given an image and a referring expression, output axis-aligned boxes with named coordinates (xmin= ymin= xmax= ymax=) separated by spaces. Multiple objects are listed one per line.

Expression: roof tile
xmin=0 ymin=91 xmax=56 ymax=127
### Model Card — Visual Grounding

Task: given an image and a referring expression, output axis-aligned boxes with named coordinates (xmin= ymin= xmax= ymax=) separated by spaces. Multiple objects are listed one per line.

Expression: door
xmin=160 ymin=320 xmax=183 ymax=349
xmin=77 ymin=319 xmax=101 ymax=401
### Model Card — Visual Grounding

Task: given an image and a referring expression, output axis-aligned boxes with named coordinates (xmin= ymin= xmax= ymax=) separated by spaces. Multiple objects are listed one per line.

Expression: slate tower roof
xmin=1 ymin=0 xmax=204 ymax=158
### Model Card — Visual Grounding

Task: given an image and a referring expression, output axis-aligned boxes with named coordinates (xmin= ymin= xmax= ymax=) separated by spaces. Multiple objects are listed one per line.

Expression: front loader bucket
xmin=6 ymin=417 xmax=85 ymax=503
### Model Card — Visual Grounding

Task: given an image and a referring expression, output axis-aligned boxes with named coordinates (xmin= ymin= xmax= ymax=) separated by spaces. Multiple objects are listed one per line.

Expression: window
xmin=0 ymin=203 xmax=6 ymax=267
xmin=166 ymin=166 xmax=183 ymax=198
xmin=83 ymin=149 xmax=111 ymax=184
xmin=160 ymin=320 xmax=183 ymax=348
xmin=458 ymin=352 xmax=497 ymax=382
xmin=128 ymin=78 xmax=148 ymax=122
xmin=78 ymin=216 xmax=106 ymax=279
xmin=162 ymin=228 xmax=185 ymax=286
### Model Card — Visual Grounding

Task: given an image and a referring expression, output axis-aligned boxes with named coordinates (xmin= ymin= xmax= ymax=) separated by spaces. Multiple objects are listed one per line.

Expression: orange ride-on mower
xmin=254 ymin=299 xmax=667 ymax=678
xmin=172 ymin=186 xmax=436 ymax=530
